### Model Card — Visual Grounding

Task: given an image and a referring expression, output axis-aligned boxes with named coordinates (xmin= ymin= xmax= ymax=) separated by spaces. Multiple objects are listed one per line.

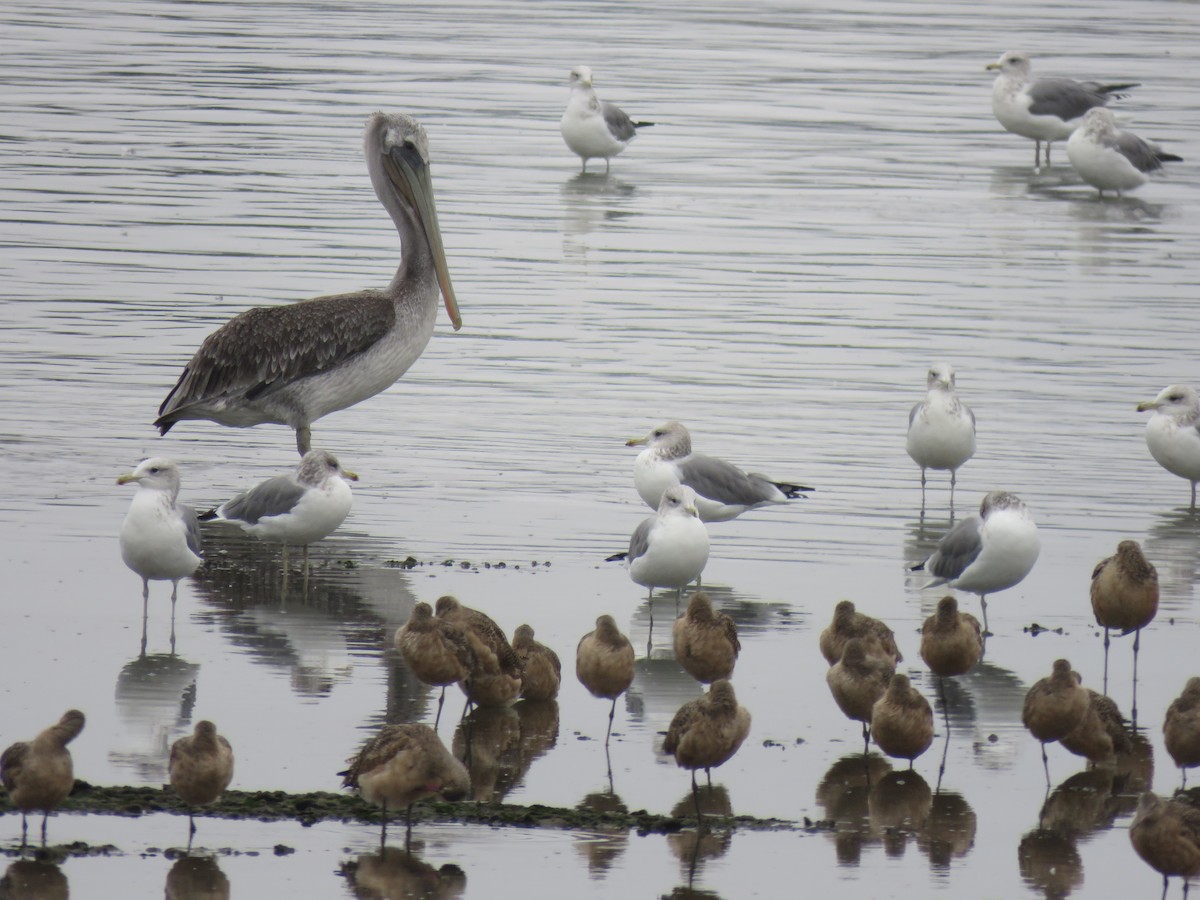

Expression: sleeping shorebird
xmin=155 ymin=112 xmax=461 ymax=455
xmin=1 ymin=710 xmax=85 ymax=846
xmin=511 ymin=625 xmax=562 ymax=702
xmin=395 ymin=602 xmax=476 ymax=727
xmin=662 ymin=679 xmax=751 ymax=821
xmin=1129 ymin=792 xmax=1200 ymax=898
xmin=435 ymin=596 xmax=523 ymax=709
xmin=169 ymin=720 xmax=234 ymax=846
xmin=819 ymin=600 xmax=902 ymax=667
xmin=672 ymin=592 xmax=740 ymax=684
xmin=826 ymin=638 xmax=895 ymax=754
xmin=576 ymin=615 xmax=636 ymax=748
xmin=1165 ymin=678 xmax=1200 ymax=788
xmin=919 ymin=596 xmax=983 ymax=726
xmin=1021 ymin=659 xmax=1089 ymax=784
xmin=870 ymin=674 xmax=934 ymax=768
xmin=560 ymin=66 xmax=652 ymax=173
xmin=1090 ymin=540 xmax=1158 ymax=716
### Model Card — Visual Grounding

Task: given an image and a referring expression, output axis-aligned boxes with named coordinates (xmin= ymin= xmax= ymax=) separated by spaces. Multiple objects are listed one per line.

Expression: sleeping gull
xmin=1067 ymin=108 xmax=1182 ymax=197
xmin=202 ymin=449 xmax=357 ymax=571
xmin=1137 ymin=385 xmax=1200 ymax=509
xmin=609 ymin=485 xmax=709 ymax=598
xmin=155 ymin=112 xmax=461 ymax=456
xmin=906 ymin=363 xmax=976 ymax=513
xmin=560 ymin=65 xmax=653 ymax=173
xmin=986 ymin=50 xmax=1138 ymax=170
xmin=118 ymin=458 xmax=203 ymax=618
xmin=627 ymin=420 xmax=813 ymax=522
xmin=913 ymin=490 xmax=1040 ymax=635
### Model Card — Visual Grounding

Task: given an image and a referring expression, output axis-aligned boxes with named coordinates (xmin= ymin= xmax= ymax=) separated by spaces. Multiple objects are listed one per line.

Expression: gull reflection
xmin=0 ymin=859 xmax=68 ymax=900
xmin=109 ymin=651 xmax=199 ymax=781
xmin=573 ymin=791 xmax=629 ymax=876
xmin=165 ymin=855 xmax=230 ymax=900
xmin=1144 ymin=509 xmax=1200 ymax=613
xmin=916 ymin=790 xmax=976 ymax=869
xmin=560 ymin=172 xmax=638 ymax=251
xmin=341 ymin=846 xmax=466 ymax=900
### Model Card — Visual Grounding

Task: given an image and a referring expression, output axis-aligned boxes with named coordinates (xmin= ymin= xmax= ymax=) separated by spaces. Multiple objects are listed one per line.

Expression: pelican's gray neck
xmin=363 ymin=121 xmax=436 ymax=298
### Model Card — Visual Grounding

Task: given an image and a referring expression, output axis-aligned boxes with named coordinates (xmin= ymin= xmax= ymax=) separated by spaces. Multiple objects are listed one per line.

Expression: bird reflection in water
xmin=868 ymin=770 xmax=933 ymax=857
xmin=341 ymin=846 xmax=466 ymax=900
xmin=816 ymin=753 xmax=894 ymax=865
xmin=573 ymin=791 xmax=629 ymax=876
xmin=1018 ymin=827 xmax=1083 ymax=899
xmin=916 ymin=790 xmax=977 ymax=869
xmin=165 ymin=855 xmax=230 ymax=900
xmin=668 ymin=785 xmax=734 ymax=883
xmin=452 ymin=705 xmax=521 ymax=802
xmin=0 ymin=859 xmax=69 ymax=900
xmin=110 ymin=653 xmax=198 ymax=783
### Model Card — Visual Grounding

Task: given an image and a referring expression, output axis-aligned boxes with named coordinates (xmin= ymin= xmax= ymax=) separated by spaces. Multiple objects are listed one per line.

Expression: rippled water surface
xmin=3 ymin=0 xmax=1200 ymax=897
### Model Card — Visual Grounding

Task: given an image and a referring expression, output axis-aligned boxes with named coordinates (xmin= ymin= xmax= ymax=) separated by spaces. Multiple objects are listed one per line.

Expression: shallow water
xmin=2 ymin=0 xmax=1200 ymax=897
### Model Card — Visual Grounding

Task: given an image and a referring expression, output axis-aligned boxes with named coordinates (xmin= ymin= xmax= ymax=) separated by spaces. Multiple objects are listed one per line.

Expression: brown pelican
xmin=155 ymin=112 xmax=461 ymax=455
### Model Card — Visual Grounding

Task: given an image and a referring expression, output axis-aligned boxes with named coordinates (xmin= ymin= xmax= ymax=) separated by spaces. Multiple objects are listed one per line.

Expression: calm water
xmin=2 ymin=0 xmax=1199 ymax=897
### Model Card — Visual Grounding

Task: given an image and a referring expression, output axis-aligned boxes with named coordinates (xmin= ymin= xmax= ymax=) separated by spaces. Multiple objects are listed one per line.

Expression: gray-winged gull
xmin=1137 ymin=385 xmax=1200 ymax=509
xmin=560 ymin=65 xmax=653 ymax=173
xmin=1067 ymin=108 xmax=1182 ymax=197
xmin=906 ymin=363 xmax=976 ymax=512
xmin=118 ymin=458 xmax=203 ymax=607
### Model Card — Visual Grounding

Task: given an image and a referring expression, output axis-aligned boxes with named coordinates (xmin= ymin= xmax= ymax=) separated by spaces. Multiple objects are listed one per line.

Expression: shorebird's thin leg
xmin=434 ymin=686 xmax=446 ymax=730
xmin=1131 ymin=629 xmax=1141 ymax=729
xmin=605 ymin=697 xmax=617 ymax=747
xmin=379 ymin=800 xmax=388 ymax=850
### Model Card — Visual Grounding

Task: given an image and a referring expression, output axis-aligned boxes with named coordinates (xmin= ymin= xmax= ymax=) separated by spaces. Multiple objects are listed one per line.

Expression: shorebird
xmin=1 ymin=710 xmax=85 ymax=846
xmin=662 ymin=679 xmax=751 ymax=820
xmin=915 ymin=490 xmax=1040 ymax=634
xmin=394 ymin=602 xmax=476 ymax=727
xmin=919 ymin=596 xmax=983 ymax=726
xmin=627 ymin=420 xmax=812 ymax=522
xmin=576 ymin=615 xmax=635 ymax=747
xmin=511 ymin=624 xmax=562 ymax=702
xmin=986 ymin=50 xmax=1137 ymax=170
xmin=342 ymin=723 xmax=469 ymax=849
xmin=155 ymin=112 xmax=461 ymax=455
xmin=826 ymin=638 xmax=896 ymax=754
xmin=560 ymin=66 xmax=652 ymax=173
xmin=906 ymin=363 xmax=976 ymax=513
xmin=870 ymin=674 xmax=934 ymax=768
xmin=202 ymin=449 xmax=357 ymax=572
xmin=1058 ymin=690 xmax=1131 ymax=765
xmin=1165 ymin=678 xmax=1200 ymax=787
xmin=117 ymin=458 xmax=203 ymax=643
xmin=434 ymin=596 xmax=522 ymax=709
xmin=1067 ymin=108 xmax=1182 ymax=197
xmin=1129 ymin=792 xmax=1200 ymax=898
xmin=1137 ymin=385 xmax=1200 ymax=510
xmin=1090 ymin=540 xmax=1158 ymax=710
xmin=672 ymin=592 xmax=740 ymax=684
xmin=169 ymin=720 xmax=234 ymax=845
xmin=1021 ymin=659 xmax=1089 ymax=782
xmin=819 ymin=600 xmax=903 ymax=667
xmin=613 ymin=485 xmax=709 ymax=598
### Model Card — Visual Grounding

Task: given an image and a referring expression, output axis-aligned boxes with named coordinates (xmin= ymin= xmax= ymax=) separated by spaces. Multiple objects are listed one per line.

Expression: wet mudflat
xmin=3 ymin=0 xmax=1200 ymax=897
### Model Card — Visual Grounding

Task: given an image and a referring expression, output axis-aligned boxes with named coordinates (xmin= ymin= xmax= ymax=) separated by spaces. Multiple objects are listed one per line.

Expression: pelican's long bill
xmin=384 ymin=142 xmax=462 ymax=331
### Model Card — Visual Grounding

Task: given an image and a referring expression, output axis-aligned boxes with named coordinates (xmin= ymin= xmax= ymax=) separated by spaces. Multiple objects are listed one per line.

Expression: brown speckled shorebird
xmin=672 ymin=592 xmax=740 ymax=684
xmin=826 ymin=637 xmax=896 ymax=754
xmin=1022 ymin=659 xmax=1089 ymax=783
xmin=871 ymin=674 xmax=934 ymax=768
xmin=919 ymin=596 xmax=984 ymax=728
xmin=576 ymin=615 xmax=636 ymax=747
xmin=395 ymin=602 xmax=476 ymax=726
xmin=169 ymin=720 xmax=234 ymax=846
xmin=1059 ymin=690 xmax=1131 ymax=765
xmin=512 ymin=624 xmax=562 ymax=702
xmin=1165 ymin=677 xmax=1200 ymax=787
xmin=0 ymin=709 xmax=85 ymax=846
xmin=1090 ymin=540 xmax=1158 ymax=719
xmin=341 ymin=723 xmax=470 ymax=849
xmin=1129 ymin=792 xmax=1200 ymax=899
xmin=819 ymin=600 xmax=903 ymax=667
xmin=662 ymin=679 xmax=751 ymax=821
xmin=435 ymin=596 xmax=523 ymax=709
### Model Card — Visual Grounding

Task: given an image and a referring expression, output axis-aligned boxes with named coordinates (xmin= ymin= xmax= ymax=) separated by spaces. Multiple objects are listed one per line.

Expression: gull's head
xmin=926 ymin=363 xmax=957 ymax=391
xmin=986 ymin=50 xmax=1030 ymax=78
xmin=1138 ymin=384 xmax=1200 ymax=419
xmin=1079 ymin=107 xmax=1117 ymax=137
xmin=979 ymin=490 xmax=1027 ymax=518
xmin=117 ymin=457 xmax=182 ymax=493
xmin=296 ymin=449 xmax=359 ymax=486
xmin=569 ymin=66 xmax=594 ymax=88
xmin=626 ymin=420 xmax=691 ymax=458
xmin=659 ymin=484 xmax=699 ymax=518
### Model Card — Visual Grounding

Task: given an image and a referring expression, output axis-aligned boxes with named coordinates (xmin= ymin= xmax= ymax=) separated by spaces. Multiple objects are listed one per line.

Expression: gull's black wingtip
xmin=604 ymin=551 xmax=628 ymax=563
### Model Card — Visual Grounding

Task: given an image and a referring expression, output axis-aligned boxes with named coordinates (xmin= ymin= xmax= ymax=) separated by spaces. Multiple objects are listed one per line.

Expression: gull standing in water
xmin=986 ymin=50 xmax=1137 ymax=170
xmin=1138 ymin=385 xmax=1200 ymax=510
xmin=1 ymin=710 xmax=85 ymax=846
xmin=610 ymin=485 xmax=710 ymax=598
xmin=906 ymin=363 xmax=975 ymax=514
xmin=627 ymin=420 xmax=812 ymax=522
xmin=156 ymin=112 xmax=461 ymax=455
xmin=914 ymin=490 xmax=1040 ymax=635
xmin=202 ymin=449 xmax=357 ymax=573
xmin=1067 ymin=108 xmax=1182 ymax=197
xmin=560 ymin=65 xmax=652 ymax=173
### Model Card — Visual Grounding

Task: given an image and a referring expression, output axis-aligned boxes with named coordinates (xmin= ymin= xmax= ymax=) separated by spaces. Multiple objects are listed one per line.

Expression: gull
xmin=169 ymin=720 xmax=234 ymax=847
xmin=673 ymin=592 xmax=740 ymax=684
xmin=662 ymin=679 xmax=751 ymax=821
xmin=1129 ymin=792 xmax=1200 ymax=899
xmin=1067 ymin=108 xmax=1182 ymax=197
xmin=341 ymin=723 xmax=470 ymax=849
xmin=914 ymin=490 xmax=1041 ymax=635
xmin=511 ymin=624 xmax=562 ymax=702
xmin=576 ymin=615 xmax=635 ymax=747
xmin=394 ymin=602 xmax=476 ymax=727
xmin=117 ymin=458 xmax=203 ymax=637
xmin=1090 ymin=540 xmax=1158 ymax=716
xmin=906 ymin=363 xmax=975 ymax=513
xmin=1021 ymin=659 xmax=1088 ymax=784
xmin=202 ymin=449 xmax=357 ymax=571
xmin=560 ymin=66 xmax=652 ymax=173
xmin=1165 ymin=678 xmax=1200 ymax=787
xmin=986 ymin=50 xmax=1138 ymax=170
xmin=627 ymin=420 xmax=813 ymax=522
xmin=155 ymin=112 xmax=461 ymax=455
xmin=870 ymin=674 xmax=934 ymax=768
xmin=1 ymin=710 xmax=85 ymax=846
xmin=1138 ymin=385 xmax=1200 ymax=509
xmin=616 ymin=485 xmax=710 ymax=597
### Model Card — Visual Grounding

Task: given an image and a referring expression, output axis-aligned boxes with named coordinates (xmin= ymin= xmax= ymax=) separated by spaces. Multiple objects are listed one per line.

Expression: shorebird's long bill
xmin=386 ymin=145 xmax=462 ymax=332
